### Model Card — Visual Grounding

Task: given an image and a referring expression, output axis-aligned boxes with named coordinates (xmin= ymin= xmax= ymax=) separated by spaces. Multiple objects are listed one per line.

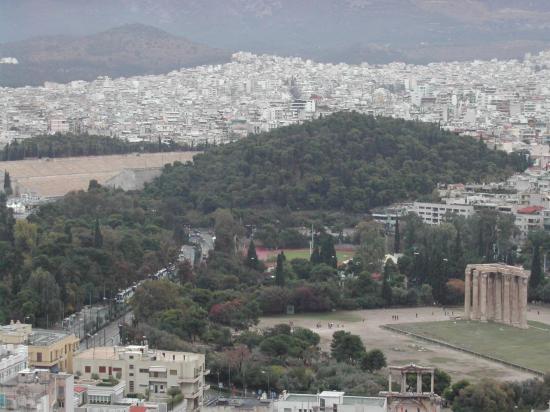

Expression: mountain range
xmin=0 ymin=24 xmax=231 ymax=87
xmin=3 ymin=1 xmax=550 ymax=86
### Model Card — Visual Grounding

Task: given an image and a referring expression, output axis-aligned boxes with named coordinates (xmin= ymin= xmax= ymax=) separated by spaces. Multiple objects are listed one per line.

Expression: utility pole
xmin=309 ymin=223 xmax=314 ymax=256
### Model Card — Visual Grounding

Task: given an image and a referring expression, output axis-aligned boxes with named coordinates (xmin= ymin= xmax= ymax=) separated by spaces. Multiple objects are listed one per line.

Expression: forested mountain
xmin=147 ymin=112 xmax=528 ymax=214
xmin=0 ymin=113 xmax=530 ymax=326
xmin=0 ymin=133 xmax=196 ymax=161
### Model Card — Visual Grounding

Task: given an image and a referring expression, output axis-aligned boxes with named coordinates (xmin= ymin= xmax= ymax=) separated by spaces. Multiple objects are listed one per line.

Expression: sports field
xmin=261 ymin=248 xmax=354 ymax=263
xmin=390 ymin=320 xmax=550 ymax=373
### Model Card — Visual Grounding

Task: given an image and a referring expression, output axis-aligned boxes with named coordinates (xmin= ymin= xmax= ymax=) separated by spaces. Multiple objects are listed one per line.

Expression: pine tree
xmin=275 ymin=252 xmax=285 ymax=287
xmin=93 ymin=218 xmax=103 ymax=248
xmin=530 ymin=243 xmax=543 ymax=291
xmin=394 ymin=218 xmax=400 ymax=254
xmin=3 ymin=171 xmax=11 ymax=196
xmin=310 ymin=246 xmax=321 ymax=265
xmin=246 ymin=239 xmax=259 ymax=269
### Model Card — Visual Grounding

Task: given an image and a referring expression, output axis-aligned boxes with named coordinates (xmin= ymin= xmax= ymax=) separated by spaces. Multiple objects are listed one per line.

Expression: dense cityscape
xmin=3 ymin=50 xmax=550 ymax=148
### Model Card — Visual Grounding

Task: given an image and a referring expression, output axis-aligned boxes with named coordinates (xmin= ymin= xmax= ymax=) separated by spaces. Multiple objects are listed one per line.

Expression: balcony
xmin=203 ymin=369 xmax=210 ymax=376
xmin=184 ymin=388 xmax=202 ymax=399
xmin=178 ymin=375 xmax=201 ymax=384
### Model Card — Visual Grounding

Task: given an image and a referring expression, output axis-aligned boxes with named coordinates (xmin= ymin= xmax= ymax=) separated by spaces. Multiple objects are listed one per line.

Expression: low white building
xmin=0 ymin=344 xmax=27 ymax=384
xmin=74 ymin=345 xmax=207 ymax=410
xmin=274 ymin=391 xmax=387 ymax=412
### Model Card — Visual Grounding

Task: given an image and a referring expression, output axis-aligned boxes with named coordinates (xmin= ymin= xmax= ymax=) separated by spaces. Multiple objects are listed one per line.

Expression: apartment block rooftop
xmin=76 ymin=344 xmax=204 ymax=363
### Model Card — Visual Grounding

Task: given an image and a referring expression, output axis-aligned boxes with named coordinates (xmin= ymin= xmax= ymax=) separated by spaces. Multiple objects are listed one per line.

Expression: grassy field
xmin=390 ymin=320 xmax=550 ymax=372
xmin=264 ymin=311 xmax=363 ymax=323
xmin=264 ymin=248 xmax=354 ymax=263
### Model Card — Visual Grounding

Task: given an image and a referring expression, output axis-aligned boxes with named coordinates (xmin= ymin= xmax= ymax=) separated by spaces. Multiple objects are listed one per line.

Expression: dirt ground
xmin=258 ymin=305 xmax=550 ymax=383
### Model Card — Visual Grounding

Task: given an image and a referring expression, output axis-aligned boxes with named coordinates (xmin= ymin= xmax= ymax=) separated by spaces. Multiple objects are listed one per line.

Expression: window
xmin=170 ymin=370 xmax=177 ymax=376
xmin=85 ymin=366 xmax=91 ymax=373
xmin=129 ymin=365 xmax=134 ymax=369
xmin=113 ymin=368 xmax=122 ymax=373
xmin=99 ymin=366 xmax=106 ymax=373
xmin=129 ymin=381 xmax=135 ymax=393
xmin=36 ymin=352 xmax=42 ymax=362
xmin=129 ymin=355 xmax=134 ymax=359
xmin=139 ymin=368 xmax=148 ymax=373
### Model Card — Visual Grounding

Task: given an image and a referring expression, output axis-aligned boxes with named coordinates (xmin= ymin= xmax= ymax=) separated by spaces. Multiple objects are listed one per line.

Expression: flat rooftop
xmin=283 ymin=393 xmax=386 ymax=408
xmin=28 ymin=329 xmax=75 ymax=346
xmin=76 ymin=345 xmax=203 ymax=362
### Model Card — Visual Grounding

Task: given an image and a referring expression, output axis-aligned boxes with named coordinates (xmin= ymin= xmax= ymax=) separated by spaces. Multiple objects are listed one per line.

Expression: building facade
xmin=74 ymin=345 xmax=207 ymax=410
xmin=0 ymin=322 xmax=79 ymax=373
xmin=0 ymin=345 xmax=27 ymax=384
xmin=0 ymin=368 xmax=74 ymax=411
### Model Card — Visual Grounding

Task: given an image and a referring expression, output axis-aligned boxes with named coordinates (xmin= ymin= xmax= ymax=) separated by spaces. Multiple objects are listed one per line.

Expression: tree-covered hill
xmin=147 ymin=112 xmax=528 ymax=213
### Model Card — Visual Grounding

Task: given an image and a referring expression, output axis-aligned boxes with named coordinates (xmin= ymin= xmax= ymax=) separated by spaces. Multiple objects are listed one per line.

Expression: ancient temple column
xmin=495 ymin=273 xmax=502 ymax=322
xmin=472 ymin=270 xmax=480 ymax=320
xmin=487 ymin=274 xmax=494 ymax=320
xmin=430 ymin=372 xmax=435 ymax=393
xmin=520 ymin=277 xmax=528 ymax=329
xmin=464 ymin=269 xmax=472 ymax=319
xmin=511 ymin=276 xmax=519 ymax=327
xmin=401 ymin=374 xmax=407 ymax=393
xmin=480 ymin=272 xmax=488 ymax=322
xmin=416 ymin=373 xmax=422 ymax=393
xmin=503 ymin=275 xmax=511 ymax=325
xmin=388 ymin=373 xmax=392 ymax=392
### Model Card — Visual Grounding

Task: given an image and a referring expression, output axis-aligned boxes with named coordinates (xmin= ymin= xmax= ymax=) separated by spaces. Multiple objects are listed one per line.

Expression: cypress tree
xmin=320 ymin=235 xmax=337 ymax=268
xmin=3 ymin=171 xmax=12 ymax=196
xmin=246 ymin=239 xmax=259 ymax=269
xmin=530 ymin=243 xmax=543 ymax=291
xmin=275 ymin=252 xmax=285 ymax=287
xmin=381 ymin=265 xmax=393 ymax=306
xmin=310 ymin=246 xmax=321 ymax=265
xmin=394 ymin=217 xmax=400 ymax=254
xmin=93 ymin=218 xmax=103 ymax=248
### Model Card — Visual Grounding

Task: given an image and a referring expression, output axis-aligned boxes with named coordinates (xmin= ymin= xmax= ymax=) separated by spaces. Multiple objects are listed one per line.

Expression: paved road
xmin=78 ymin=311 xmax=133 ymax=353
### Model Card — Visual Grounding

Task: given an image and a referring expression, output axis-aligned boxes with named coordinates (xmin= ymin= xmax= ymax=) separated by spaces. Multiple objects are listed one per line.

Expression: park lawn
xmin=265 ymin=311 xmax=363 ymax=323
xmin=390 ymin=320 xmax=550 ymax=373
xmin=265 ymin=249 xmax=354 ymax=263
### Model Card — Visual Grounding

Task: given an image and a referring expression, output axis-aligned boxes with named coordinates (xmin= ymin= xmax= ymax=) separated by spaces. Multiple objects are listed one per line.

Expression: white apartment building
xmin=0 ymin=344 xmax=27 ymax=384
xmin=407 ymin=202 xmax=475 ymax=225
xmin=74 ymin=345 xmax=208 ymax=410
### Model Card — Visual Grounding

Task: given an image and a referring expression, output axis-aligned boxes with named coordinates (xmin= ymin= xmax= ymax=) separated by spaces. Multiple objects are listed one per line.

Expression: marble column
xmin=416 ymin=373 xmax=422 ymax=393
xmin=480 ymin=272 xmax=488 ymax=322
xmin=464 ymin=270 xmax=471 ymax=320
xmin=495 ymin=274 xmax=502 ymax=322
xmin=503 ymin=275 xmax=511 ymax=325
xmin=520 ymin=277 xmax=528 ymax=329
xmin=487 ymin=274 xmax=494 ymax=320
xmin=472 ymin=270 xmax=480 ymax=320
xmin=430 ymin=372 xmax=435 ymax=393
xmin=511 ymin=276 xmax=519 ymax=327
xmin=401 ymin=374 xmax=406 ymax=393
xmin=388 ymin=373 xmax=392 ymax=392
